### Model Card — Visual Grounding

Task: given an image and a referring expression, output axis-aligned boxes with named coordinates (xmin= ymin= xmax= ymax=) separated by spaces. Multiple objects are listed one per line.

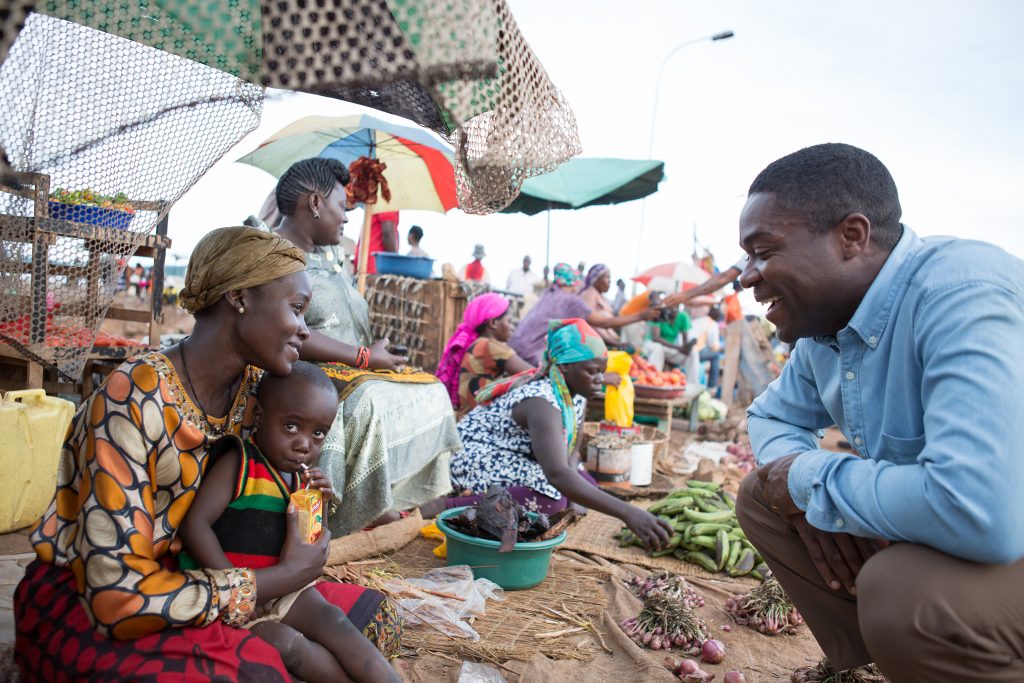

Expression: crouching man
xmin=735 ymin=143 xmax=1024 ymax=682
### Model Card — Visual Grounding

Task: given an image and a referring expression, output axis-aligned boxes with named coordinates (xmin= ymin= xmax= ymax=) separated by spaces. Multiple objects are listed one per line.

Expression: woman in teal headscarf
xmin=441 ymin=319 xmax=672 ymax=549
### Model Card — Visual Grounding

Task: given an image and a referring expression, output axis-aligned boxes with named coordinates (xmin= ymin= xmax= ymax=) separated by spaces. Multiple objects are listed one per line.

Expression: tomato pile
xmin=630 ymin=355 xmax=687 ymax=387
xmin=0 ymin=315 xmax=145 ymax=348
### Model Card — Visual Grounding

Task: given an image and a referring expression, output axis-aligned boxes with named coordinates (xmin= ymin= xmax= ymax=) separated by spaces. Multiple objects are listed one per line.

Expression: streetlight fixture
xmin=635 ymin=30 xmax=734 ymax=272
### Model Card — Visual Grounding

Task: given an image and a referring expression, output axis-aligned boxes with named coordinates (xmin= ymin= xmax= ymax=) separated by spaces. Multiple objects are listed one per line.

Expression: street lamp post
xmin=635 ymin=30 xmax=734 ymax=273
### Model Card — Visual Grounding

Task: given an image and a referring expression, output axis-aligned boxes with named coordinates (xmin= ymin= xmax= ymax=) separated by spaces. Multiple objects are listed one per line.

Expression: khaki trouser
xmin=736 ymin=472 xmax=1024 ymax=682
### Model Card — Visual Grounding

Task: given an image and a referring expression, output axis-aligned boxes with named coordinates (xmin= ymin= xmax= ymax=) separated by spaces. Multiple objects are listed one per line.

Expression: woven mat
xmin=562 ymin=508 xmax=758 ymax=586
xmin=382 ymin=537 xmax=610 ymax=663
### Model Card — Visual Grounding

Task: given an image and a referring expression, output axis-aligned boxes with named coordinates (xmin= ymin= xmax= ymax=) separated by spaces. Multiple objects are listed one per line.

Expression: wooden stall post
xmin=356 ymin=206 xmax=374 ymax=296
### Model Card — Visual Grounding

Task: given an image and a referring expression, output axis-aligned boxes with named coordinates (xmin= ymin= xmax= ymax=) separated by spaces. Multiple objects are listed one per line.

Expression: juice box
xmin=290 ymin=489 xmax=323 ymax=543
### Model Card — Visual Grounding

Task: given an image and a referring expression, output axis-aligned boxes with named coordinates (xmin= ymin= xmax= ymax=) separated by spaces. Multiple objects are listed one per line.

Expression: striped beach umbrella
xmin=237 ymin=114 xmax=458 ymax=214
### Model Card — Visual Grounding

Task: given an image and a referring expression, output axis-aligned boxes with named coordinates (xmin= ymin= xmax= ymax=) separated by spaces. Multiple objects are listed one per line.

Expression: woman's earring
xmin=313 ymin=210 xmax=320 ymax=219
xmin=238 ymin=306 xmax=246 ymax=314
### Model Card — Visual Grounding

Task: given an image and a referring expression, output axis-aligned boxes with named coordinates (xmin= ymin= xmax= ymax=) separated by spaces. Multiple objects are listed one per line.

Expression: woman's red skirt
xmin=14 ymin=559 xmax=402 ymax=682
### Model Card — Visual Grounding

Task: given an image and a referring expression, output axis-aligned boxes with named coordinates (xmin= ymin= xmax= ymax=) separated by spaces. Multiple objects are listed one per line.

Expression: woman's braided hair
xmin=275 ymin=158 xmax=350 ymax=216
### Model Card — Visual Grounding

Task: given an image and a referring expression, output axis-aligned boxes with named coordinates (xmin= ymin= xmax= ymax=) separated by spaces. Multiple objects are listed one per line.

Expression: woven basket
xmin=579 ymin=421 xmax=669 ymax=462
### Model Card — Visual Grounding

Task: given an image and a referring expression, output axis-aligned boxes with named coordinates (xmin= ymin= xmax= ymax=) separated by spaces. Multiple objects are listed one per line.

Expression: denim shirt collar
xmin=813 ymin=225 xmax=922 ymax=349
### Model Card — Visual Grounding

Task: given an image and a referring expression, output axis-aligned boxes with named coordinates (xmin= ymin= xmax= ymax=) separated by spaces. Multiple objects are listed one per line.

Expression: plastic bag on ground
xmin=458 ymin=661 xmax=508 ymax=683
xmin=383 ymin=565 xmax=504 ymax=640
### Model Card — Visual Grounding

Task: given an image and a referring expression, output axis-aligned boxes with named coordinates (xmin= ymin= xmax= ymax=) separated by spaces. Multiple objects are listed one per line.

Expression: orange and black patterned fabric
xmin=16 ymin=352 xmax=403 ymax=680
xmin=28 ymin=353 xmax=262 ymax=639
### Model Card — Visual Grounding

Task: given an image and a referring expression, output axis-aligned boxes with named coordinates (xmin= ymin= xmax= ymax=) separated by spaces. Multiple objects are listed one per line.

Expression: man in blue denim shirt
xmin=735 ymin=144 xmax=1024 ymax=683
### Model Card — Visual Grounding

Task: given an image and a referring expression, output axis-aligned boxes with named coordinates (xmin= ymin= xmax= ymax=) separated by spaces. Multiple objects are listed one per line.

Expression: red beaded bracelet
xmin=356 ymin=345 xmax=371 ymax=370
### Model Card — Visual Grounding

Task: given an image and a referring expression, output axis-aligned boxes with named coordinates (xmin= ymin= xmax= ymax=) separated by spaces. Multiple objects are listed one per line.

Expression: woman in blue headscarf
xmin=436 ymin=319 xmax=672 ymax=550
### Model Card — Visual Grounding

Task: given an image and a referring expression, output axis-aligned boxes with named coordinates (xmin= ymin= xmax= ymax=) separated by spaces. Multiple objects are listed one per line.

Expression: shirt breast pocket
xmin=879 ymin=431 xmax=925 ymax=463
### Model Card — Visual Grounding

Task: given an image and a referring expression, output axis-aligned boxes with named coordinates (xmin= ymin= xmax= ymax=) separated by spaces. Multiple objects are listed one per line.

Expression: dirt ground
xmin=0 ymin=418 xmax=856 ymax=680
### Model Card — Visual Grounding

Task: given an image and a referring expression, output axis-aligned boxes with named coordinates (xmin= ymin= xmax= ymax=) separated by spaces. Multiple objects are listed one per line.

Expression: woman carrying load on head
xmin=435 ymin=319 xmax=672 ymax=550
xmin=13 ymin=227 xmax=402 ymax=682
xmin=435 ymin=292 xmax=533 ymax=414
xmin=270 ymin=158 xmax=461 ymax=534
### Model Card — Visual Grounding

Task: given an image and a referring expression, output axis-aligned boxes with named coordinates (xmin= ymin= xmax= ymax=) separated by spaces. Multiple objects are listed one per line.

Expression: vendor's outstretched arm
xmin=513 ymin=397 xmax=671 ymax=549
xmin=587 ymin=307 xmax=658 ymax=330
xmin=663 ymin=266 xmax=741 ymax=307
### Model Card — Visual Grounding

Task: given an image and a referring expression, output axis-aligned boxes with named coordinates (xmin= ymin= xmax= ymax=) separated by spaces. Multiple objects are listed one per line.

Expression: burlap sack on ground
xmin=327 ymin=511 xmax=424 ymax=566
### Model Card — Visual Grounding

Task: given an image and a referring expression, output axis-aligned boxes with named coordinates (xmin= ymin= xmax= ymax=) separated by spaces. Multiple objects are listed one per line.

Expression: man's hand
xmin=640 ymin=306 xmax=662 ymax=322
xmin=789 ymin=515 xmax=889 ymax=594
xmin=757 ymin=453 xmax=804 ymax=518
xmin=602 ymin=371 xmax=621 ymax=388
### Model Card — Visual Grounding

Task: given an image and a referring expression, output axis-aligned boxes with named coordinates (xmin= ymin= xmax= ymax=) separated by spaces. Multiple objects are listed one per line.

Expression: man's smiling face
xmin=738 ymin=192 xmax=851 ymax=344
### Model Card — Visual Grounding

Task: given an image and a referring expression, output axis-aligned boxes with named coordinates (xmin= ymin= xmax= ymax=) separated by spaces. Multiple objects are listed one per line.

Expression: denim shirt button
xmin=853 ymin=436 xmax=863 ymax=445
xmin=868 ymin=336 xmax=878 ymax=345
xmin=845 ymin=371 xmax=855 ymax=380
xmin=835 ymin=518 xmax=845 ymax=528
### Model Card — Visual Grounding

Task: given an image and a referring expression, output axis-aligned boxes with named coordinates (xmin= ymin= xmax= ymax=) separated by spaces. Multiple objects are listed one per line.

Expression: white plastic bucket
xmin=630 ymin=443 xmax=654 ymax=486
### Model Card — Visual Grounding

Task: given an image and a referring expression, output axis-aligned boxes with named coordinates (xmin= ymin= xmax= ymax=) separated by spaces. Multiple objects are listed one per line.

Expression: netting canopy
xmin=0 ymin=0 xmax=580 ymax=383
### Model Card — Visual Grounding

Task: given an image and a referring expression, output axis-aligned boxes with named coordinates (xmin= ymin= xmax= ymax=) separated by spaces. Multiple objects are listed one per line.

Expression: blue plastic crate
xmin=48 ymin=201 xmax=135 ymax=230
xmin=373 ymin=252 xmax=434 ymax=279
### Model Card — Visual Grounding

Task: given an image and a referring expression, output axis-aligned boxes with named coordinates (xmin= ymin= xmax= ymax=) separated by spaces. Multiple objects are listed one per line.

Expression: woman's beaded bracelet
xmin=356 ymin=345 xmax=371 ymax=370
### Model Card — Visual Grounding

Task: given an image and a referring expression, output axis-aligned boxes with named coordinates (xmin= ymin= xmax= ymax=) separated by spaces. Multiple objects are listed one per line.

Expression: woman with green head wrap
xmin=438 ymin=319 xmax=672 ymax=550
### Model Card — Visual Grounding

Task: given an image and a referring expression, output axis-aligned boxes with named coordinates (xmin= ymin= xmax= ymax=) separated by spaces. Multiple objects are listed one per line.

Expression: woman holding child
xmin=13 ymin=227 xmax=401 ymax=681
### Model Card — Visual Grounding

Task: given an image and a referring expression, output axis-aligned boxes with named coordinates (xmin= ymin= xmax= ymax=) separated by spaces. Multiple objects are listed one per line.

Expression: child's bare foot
xmin=419 ymin=497 xmax=447 ymax=519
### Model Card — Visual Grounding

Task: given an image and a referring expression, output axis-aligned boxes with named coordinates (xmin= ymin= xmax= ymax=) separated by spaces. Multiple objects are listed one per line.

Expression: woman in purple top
xmin=509 ymin=263 xmax=660 ymax=365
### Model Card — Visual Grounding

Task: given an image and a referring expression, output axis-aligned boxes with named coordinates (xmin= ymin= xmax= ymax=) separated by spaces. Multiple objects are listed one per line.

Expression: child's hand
xmin=301 ymin=466 xmax=335 ymax=501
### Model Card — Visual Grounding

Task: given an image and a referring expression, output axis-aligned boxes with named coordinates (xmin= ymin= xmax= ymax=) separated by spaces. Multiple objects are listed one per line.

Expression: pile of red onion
xmin=724 ymin=576 xmax=804 ymax=636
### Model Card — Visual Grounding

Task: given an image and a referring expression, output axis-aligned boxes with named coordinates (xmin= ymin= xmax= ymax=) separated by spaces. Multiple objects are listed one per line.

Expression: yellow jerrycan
xmin=0 ymin=389 xmax=76 ymax=533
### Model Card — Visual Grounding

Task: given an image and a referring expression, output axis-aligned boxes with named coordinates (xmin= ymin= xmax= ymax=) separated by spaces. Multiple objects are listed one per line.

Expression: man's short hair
xmin=749 ymin=143 xmax=903 ymax=251
xmin=408 ymin=225 xmax=424 ymax=241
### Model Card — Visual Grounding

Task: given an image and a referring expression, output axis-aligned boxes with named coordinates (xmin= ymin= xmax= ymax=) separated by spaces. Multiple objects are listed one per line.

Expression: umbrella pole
xmin=545 ymin=210 xmax=551 ymax=273
xmin=356 ymin=206 xmax=374 ymax=296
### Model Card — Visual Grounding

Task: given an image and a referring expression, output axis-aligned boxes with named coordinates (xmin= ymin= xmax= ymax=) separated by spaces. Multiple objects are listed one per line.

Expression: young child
xmin=180 ymin=361 xmax=401 ymax=683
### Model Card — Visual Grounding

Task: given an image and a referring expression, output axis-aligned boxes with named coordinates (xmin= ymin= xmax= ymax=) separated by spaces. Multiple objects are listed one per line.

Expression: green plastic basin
xmin=436 ymin=506 xmax=567 ymax=590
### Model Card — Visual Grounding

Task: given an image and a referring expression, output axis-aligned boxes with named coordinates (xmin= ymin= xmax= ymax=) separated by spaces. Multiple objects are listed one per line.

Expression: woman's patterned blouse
xmin=30 ymin=353 xmax=262 ymax=639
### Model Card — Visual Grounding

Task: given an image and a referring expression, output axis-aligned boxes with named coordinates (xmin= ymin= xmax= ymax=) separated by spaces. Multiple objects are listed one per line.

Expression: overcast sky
xmin=170 ymin=0 xmax=1024 ymax=304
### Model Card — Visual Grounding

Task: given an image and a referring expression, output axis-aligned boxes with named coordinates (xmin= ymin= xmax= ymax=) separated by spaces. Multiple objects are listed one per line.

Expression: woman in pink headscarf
xmin=436 ymin=293 xmax=534 ymax=413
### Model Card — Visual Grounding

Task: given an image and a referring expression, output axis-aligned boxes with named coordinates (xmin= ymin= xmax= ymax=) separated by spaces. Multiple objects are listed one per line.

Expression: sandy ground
xmin=0 ymin=421 xmax=854 ymax=678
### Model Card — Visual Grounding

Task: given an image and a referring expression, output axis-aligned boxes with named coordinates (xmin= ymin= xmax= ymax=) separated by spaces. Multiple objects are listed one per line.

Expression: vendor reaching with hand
xmin=425 ymin=319 xmax=672 ymax=551
xmin=734 ymin=143 xmax=1024 ymax=682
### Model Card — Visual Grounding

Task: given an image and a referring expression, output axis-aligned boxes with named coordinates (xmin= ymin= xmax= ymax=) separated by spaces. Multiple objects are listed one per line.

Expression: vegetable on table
xmin=50 ymin=188 xmax=135 ymax=212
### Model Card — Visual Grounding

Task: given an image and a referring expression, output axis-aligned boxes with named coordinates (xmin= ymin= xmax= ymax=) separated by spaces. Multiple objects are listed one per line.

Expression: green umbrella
xmin=500 ymin=157 xmax=666 ymax=267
